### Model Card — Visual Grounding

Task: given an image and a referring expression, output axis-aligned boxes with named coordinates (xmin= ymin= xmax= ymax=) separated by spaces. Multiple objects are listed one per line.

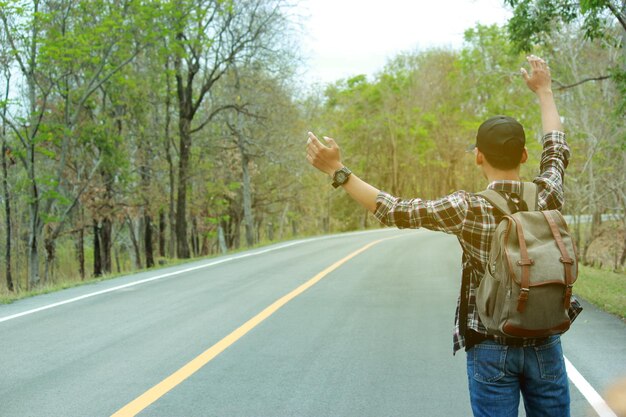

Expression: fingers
xmin=307 ymin=131 xmax=324 ymax=149
xmin=305 ymin=131 xmax=341 ymax=175
xmin=528 ymin=55 xmax=541 ymax=70
xmin=306 ymin=132 xmax=324 ymax=167
xmin=308 ymin=132 xmax=339 ymax=149
xmin=520 ymin=67 xmax=530 ymax=82
xmin=527 ymin=55 xmax=549 ymax=72
xmin=323 ymin=136 xmax=337 ymax=148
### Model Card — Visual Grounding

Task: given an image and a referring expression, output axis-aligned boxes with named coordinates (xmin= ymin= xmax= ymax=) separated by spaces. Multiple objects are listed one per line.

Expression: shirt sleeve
xmin=534 ymin=131 xmax=570 ymax=211
xmin=373 ymin=190 xmax=470 ymax=235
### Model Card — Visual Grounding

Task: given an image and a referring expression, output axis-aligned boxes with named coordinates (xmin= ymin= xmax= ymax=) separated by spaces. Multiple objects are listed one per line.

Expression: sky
xmin=297 ymin=0 xmax=513 ymax=86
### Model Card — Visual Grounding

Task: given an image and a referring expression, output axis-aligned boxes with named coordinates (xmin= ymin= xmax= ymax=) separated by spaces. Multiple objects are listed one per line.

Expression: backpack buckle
xmin=517 ymin=288 xmax=530 ymax=313
xmin=560 ymin=257 xmax=574 ymax=264
xmin=563 ymin=286 xmax=573 ymax=309
xmin=517 ymin=259 xmax=534 ymax=266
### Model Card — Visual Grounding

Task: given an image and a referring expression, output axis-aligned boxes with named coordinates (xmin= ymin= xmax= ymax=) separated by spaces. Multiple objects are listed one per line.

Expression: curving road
xmin=0 ymin=229 xmax=624 ymax=416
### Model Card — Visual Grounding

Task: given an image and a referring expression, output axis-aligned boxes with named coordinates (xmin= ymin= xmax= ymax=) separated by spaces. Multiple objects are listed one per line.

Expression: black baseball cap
xmin=468 ymin=115 xmax=526 ymax=162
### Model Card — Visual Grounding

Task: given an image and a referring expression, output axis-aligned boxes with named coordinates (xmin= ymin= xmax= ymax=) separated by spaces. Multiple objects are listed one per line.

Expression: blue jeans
xmin=466 ymin=336 xmax=570 ymax=417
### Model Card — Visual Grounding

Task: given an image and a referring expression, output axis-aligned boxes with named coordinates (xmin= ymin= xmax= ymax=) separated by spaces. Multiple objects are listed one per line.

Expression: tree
xmin=0 ymin=0 xmax=157 ymax=286
xmin=0 ymin=0 xmax=53 ymax=288
xmin=219 ymin=62 xmax=300 ymax=247
xmin=0 ymin=28 xmax=14 ymax=291
xmin=504 ymin=1 xmax=625 ymax=265
xmin=163 ymin=0 xmax=293 ymax=258
xmin=504 ymin=0 xmax=626 ymax=110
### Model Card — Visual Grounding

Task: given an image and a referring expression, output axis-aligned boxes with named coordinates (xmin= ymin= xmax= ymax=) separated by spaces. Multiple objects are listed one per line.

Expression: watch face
xmin=336 ymin=171 xmax=347 ymax=183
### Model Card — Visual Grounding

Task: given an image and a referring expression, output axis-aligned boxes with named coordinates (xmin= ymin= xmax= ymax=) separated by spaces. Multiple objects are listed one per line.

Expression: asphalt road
xmin=0 ymin=228 xmax=624 ymax=417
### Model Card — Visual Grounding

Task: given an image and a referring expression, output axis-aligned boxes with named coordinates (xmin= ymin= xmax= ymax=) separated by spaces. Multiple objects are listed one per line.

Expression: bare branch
xmin=605 ymin=1 xmax=626 ymax=32
xmin=552 ymin=75 xmax=611 ymax=90
xmin=48 ymin=157 xmax=103 ymax=241
xmin=0 ymin=111 xmax=29 ymax=151
xmin=73 ymin=47 xmax=142 ymax=126
xmin=0 ymin=8 xmax=28 ymax=77
xmin=190 ymin=104 xmax=240 ymax=134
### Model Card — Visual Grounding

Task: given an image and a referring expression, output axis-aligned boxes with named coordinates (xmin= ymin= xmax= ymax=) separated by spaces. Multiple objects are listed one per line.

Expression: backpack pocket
xmin=476 ymin=263 xmax=506 ymax=333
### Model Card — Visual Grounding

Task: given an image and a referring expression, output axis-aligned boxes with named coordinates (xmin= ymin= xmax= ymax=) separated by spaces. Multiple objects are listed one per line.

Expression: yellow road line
xmin=111 ymin=237 xmax=389 ymax=417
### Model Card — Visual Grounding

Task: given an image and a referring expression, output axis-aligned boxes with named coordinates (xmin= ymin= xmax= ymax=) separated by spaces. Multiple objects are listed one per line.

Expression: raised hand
xmin=521 ymin=55 xmax=552 ymax=94
xmin=305 ymin=131 xmax=344 ymax=176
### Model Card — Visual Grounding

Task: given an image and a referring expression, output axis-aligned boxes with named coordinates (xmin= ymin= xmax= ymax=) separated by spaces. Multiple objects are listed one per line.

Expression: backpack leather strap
xmin=514 ymin=217 xmax=533 ymax=312
xmin=542 ymin=211 xmax=574 ymax=309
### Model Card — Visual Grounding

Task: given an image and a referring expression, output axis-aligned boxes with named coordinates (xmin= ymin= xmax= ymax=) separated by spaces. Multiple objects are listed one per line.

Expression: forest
xmin=0 ymin=0 xmax=624 ymax=299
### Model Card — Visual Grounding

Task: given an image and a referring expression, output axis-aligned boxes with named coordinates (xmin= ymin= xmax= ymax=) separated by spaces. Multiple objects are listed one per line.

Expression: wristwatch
xmin=332 ymin=167 xmax=352 ymax=188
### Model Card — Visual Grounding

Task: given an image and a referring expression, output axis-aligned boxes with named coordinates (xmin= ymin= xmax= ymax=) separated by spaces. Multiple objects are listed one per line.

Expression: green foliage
xmin=504 ymin=0 xmax=618 ymax=52
xmin=504 ymin=0 xmax=626 ymax=112
xmin=575 ymin=265 xmax=626 ymax=319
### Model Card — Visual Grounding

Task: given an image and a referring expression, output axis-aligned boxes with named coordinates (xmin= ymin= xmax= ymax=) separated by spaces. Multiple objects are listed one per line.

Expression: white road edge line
xmin=565 ymin=356 xmax=618 ymax=417
xmin=0 ymin=229 xmax=395 ymax=324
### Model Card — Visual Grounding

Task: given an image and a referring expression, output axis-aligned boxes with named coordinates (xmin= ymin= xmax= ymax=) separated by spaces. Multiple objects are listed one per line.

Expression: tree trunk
xmin=28 ymin=201 xmax=40 ymax=289
xmin=1 ymin=70 xmax=13 ymax=291
xmin=26 ymin=0 xmax=42 ymax=290
xmin=127 ymin=216 xmax=142 ymax=270
xmin=159 ymin=209 xmax=166 ymax=258
xmin=2 ymin=136 xmax=13 ymax=292
xmin=175 ymin=117 xmax=191 ymax=258
xmin=76 ymin=227 xmax=85 ymax=280
xmin=279 ymin=203 xmax=289 ymax=239
xmin=27 ymin=138 xmax=41 ymax=288
xmin=114 ymin=245 xmax=121 ymax=274
xmin=218 ymin=222 xmax=227 ymax=254
xmin=43 ymin=236 xmax=55 ymax=283
xmin=164 ymin=60 xmax=176 ymax=259
xmin=101 ymin=217 xmax=112 ymax=274
xmin=144 ymin=212 xmax=154 ymax=268
xmin=267 ymin=222 xmax=274 ymax=241
xmin=168 ymin=180 xmax=176 ymax=258
xmin=191 ymin=216 xmax=199 ymax=257
xmin=241 ymin=151 xmax=254 ymax=247
xmin=93 ymin=220 xmax=102 ymax=277
xmin=234 ymin=101 xmax=255 ymax=248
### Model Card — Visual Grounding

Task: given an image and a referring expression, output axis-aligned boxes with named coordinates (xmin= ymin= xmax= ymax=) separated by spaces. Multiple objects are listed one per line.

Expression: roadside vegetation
xmin=0 ymin=1 xmax=623 ymax=318
xmin=576 ymin=265 xmax=626 ymax=320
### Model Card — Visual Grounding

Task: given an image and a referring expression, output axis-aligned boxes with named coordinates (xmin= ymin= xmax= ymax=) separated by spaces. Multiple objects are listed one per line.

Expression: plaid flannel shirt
xmin=373 ymin=131 xmax=583 ymax=354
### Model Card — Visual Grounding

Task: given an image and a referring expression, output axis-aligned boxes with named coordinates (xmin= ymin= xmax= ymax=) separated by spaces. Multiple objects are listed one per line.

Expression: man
xmin=305 ymin=55 xmax=582 ymax=417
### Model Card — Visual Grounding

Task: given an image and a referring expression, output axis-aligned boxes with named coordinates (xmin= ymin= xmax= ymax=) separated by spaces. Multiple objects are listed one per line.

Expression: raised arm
xmin=521 ymin=55 xmax=563 ymax=134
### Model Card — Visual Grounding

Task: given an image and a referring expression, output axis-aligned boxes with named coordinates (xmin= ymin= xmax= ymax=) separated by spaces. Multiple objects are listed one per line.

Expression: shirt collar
xmin=487 ymin=180 xmax=523 ymax=194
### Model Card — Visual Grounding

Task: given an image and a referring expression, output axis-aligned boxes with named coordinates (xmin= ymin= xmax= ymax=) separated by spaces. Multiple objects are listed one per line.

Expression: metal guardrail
xmin=563 ymin=214 xmax=621 ymax=223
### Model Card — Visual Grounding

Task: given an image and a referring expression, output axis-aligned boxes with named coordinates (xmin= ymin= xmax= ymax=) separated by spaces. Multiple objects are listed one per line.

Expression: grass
xmin=0 ymin=235 xmax=313 ymax=305
xmin=0 ymin=277 xmax=107 ymax=304
xmin=575 ymin=264 xmax=626 ymax=320
xmin=0 ymin=258 xmax=189 ymax=305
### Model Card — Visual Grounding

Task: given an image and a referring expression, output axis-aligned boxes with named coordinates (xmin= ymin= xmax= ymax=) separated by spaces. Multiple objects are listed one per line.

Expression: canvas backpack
xmin=475 ymin=182 xmax=578 ymax=338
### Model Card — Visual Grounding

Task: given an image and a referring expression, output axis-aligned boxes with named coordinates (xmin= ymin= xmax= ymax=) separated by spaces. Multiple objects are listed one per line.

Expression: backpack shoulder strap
xmin=522 ymin=182 xmax=539 ymax=211
xmin=478 ymin=189 xmax=511 ymax=215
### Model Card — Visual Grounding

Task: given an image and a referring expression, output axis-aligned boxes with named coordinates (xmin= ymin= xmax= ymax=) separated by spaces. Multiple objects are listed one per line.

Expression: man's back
xmin=372 ymin=129 xmax=582 ymax=353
